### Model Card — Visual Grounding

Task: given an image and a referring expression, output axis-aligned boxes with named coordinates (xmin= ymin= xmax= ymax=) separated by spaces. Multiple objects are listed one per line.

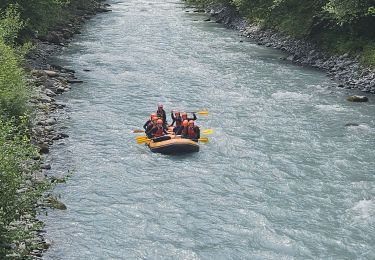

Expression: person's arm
xmin=146 ymin=126 xmax=155 ymax=136
xmin=196 ymin=127 xmax=200 ymax=139
xmin=146 ymin=124 xmax=153 ymax=132
xmin=170 ymin=112 xmax=176 ymax=126
xmin=163 ymin=110 xmax=167 ymax=123
xmin=187 ymin=113 xmax=197 ymax=121
xmin=143 ymin=120 xmax=150 ymax=130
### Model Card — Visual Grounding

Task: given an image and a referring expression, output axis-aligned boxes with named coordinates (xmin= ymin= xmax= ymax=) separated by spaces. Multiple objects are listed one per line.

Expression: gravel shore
xmin=205 ymin=5 xmax=375 ymax=94
xmin=4 ymin=2 xmax=111 ymax=258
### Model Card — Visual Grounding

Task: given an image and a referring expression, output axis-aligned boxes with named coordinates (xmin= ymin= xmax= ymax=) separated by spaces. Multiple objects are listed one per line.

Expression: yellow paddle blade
xmin=196 ymin=111 xmax=209 ymax=116
xmin=136 ymin=136 xmax=148 ymax=142
xmin=136 ymin=138 xmax=150 ymax=144
xmin=133 ymin=129 xmax=145 ymax=133
xmin=198 ymin=137 xmax=209 ymax=143
xmin=202 ymin=129 xmax=213 ymax=135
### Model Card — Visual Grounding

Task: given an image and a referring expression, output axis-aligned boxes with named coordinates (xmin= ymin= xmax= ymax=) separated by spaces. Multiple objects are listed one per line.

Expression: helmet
xmin=157 ymin=119 xmax=163 ymax=124
xmin=175 ymin=111 xmax=180 ymax=116
xmin=188 ymin=120 xmax=194 ymax=125
xmin=150 ymin=113 xmax=157 ymax=119
xmin=182 ymin=120 xmax=189 ymax=127
xmin=158 ymin=104 xmax=163 ymax=108
xmin=182 ymin=112 xmax=187 ymax=118
xmin=152 ymin=116 xmax=158 ymax=122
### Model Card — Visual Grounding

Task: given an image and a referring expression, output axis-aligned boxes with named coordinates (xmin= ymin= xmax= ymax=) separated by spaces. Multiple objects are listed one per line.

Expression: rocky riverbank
xmin=204 ymin=5 xmax=375 ymax=94
xmin=4 ymin=1 xmax=111 ymax=259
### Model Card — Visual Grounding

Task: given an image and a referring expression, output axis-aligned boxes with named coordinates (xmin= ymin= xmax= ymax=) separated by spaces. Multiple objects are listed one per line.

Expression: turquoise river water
xmin=41 ymin=0 xmax=375 ymax=259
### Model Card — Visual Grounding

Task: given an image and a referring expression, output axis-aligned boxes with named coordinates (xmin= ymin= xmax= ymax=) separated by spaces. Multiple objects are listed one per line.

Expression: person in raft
xmin=181 ymin=120 xmax=200 ymax=141
xmin=170 ymin=111 xmax=183 ymax=133
xmin=145 ymin=116 xmax=159 ymax=138
xmin=174 ymin=119 xmax=187 ymax=135
xmin=156 ymin=104 xmax=167 ymax=124
xmin=143 ymin=113 xmax=157 ymax=130
xmin=146 ymin=119 xmax=168 ymax=138
xmin=181 ymin=112 xmax=197 ymax=122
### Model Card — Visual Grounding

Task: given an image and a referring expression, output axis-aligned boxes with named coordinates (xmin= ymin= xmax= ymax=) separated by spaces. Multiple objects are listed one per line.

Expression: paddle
xmin=136 ymin=136 xmax=148 ymax=141
xmin=135 ymin=128 xmax=213 ymax=135
xmin=137 ymin=138 xmax=150 ymax=144
xmin=197 ymin=137 xmax=209 ymax=143
xmin=201 ymin=129 xmax=213 ymax=135
xmin=187 ymin=110 xmax=209 ymax=116
xmin=136 ymin=136 xmax=209 ymax=144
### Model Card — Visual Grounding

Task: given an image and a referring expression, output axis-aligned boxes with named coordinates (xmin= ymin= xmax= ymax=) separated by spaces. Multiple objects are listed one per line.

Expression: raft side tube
xmin=148 ymin=137 xmax=199 ymax=155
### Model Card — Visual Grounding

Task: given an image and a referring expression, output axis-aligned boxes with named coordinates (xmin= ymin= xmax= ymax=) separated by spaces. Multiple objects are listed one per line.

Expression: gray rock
xmin=56 ymin=86 xmax=66 ymax=94
xmin=38 ymin=144 xmax=49 ymax=154
xmin=43 ymin=70 xmax=59 ymax=77
xmin=347 ymin=95 xmax=369 ymax=102
xmin=41 ymin=164 xmax=51 ymax=170
xmin=45 ymin=118 xmax=57 ymax=125
xmin=38 ymin=94 xmax=52 ymax=103
xmin=67 ymin=79 xmax=84 ymax=84
xmin=44 ymin=89 xmax=56 ymax=97
xmin=17 ymin=187 xmax=28 ymax=194
xmin=286 ymin=55 xmax=295 ymax=61
xmin=56 ymin=103 xmax=66 ymax=109
xmin=345 ymin=123 xmax=359 ymax=127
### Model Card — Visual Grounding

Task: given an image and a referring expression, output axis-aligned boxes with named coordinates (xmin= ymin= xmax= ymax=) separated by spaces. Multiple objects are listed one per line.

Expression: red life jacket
xmin=154 ymin=126 xmax=164 ymax=137
xmin=187 ymin=126 xmax=197 ymax=139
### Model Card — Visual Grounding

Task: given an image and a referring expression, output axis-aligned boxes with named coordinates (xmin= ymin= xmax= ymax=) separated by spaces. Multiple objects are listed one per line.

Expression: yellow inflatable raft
xmin=148 ymin=135 xmax=199 ymax=155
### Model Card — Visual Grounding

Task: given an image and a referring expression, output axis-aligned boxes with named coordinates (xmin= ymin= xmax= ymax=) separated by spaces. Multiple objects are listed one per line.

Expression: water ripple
xmin=42 ymin=0 xmax=375 ymax=259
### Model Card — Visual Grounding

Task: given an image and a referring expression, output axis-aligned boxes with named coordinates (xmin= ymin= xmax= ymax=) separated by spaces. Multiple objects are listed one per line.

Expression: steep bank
xmin=193 ymin=4 xmax=375 ymax=94
xmin=0 ymin=1 xmax=110 ymax=258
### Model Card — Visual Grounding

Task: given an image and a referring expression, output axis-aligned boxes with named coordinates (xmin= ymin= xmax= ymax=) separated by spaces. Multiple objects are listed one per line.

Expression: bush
xmin=0 ymin=5 xmax=29 ymax=119
xmin=0 ymin=117 xmax=38 ymax=254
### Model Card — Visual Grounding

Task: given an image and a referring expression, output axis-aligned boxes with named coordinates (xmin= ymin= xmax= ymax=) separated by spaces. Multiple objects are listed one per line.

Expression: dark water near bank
xmin=42 ymin=0 xmax=375 ymax=259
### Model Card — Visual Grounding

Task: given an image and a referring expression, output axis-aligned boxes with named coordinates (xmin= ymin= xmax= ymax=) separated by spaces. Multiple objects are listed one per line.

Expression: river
xmin=41 ymin=0 xmax=375 ymax=259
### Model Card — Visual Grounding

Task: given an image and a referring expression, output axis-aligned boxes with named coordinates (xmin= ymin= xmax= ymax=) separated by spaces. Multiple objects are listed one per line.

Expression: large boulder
xmin=347 ymin=95 xmax=369 ymax=102
xmin=43 ymin=70 xmax=59 ymax=77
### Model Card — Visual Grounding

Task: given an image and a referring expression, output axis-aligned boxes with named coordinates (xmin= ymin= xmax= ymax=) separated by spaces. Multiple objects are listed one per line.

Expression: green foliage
xmin=0 ymin=4 xmax=24 ymax=45
xmin=0 ymin=40 xmax=29 ymax=119
xmin=184 ymin=0 xmax=375 ymax=66
xmin=0 ymin=117 xmax=38 ymax=246
xmin=0 ymin=5 xmax=30 ymax=120
xmin=0 ymin=0 xmax=70 ymax=36
xmin=360 ymin=42 xmax=375 ymax=67
xmin=323 ymin=0 xmax=375 ymax=25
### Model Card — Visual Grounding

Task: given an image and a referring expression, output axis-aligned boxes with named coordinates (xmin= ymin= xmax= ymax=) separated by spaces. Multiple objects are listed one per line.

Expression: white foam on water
xmin=315 ymin=104 xmax=347 ymax=112
xmin=271 ymin=91 xmax=311 ymax=102
xmin=357 ymin=124 xmax=373 ymax=131
xmin=352 ymin=199 xmax=375 ymax=222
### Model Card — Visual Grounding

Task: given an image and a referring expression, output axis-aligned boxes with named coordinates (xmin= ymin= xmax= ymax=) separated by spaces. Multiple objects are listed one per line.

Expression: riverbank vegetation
xmin=0 ymin=4 xmax=39 ymax=258
xmin=185 ymin=0 xmax=375 ymax=67
xmin=0 ymin=0 xmax=103 ymax=257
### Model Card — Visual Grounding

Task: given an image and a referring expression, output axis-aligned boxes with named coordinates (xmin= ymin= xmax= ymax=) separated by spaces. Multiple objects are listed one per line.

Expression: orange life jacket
xmin=187 ymin=126 xmax=197 ymax=139
xmin=154 ymin=126 xmax=164 ymax=137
